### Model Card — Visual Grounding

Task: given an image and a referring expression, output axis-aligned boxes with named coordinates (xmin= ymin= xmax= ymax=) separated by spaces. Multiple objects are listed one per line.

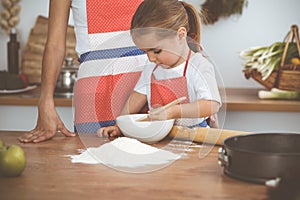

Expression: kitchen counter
xmin=0 ymin=131 xmax=267 ymax=200
xmin=0 ymin=86 xmax=299 ymax=112
xmin=225 ymin=88 xmax=300 ymax=112
xmin=0 ymin=86 xmax=72 ymax=107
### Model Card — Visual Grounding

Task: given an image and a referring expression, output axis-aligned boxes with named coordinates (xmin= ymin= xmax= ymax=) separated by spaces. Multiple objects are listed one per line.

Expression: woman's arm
xmin=18 ymin=0 xmax=76 ymax=143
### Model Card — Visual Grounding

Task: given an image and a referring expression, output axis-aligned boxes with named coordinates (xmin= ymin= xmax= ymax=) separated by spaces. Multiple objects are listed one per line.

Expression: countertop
xmin=0 ymin=86 xmax=72 ymax=107
xmin=0 ymin=86 xmax=299 ymax=112
xmin=0 ymin=131 xmax=267 ymax=200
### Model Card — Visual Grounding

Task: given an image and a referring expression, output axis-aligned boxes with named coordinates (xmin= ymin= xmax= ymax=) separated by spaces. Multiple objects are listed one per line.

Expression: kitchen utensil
xmin=136 ymin=96 xmax=187 ymax=122
xmin=116 ymin=114 xmax=175 ymax=143
xmin=55 ymin=57 xmax=79 ymax=95
xmin=168 ymin=126 xmax=250 ymax=145
xmin=218 ymin=133 xmax=300 ymax=184
xmin=0 ymin=85 xmax=37 ymax=94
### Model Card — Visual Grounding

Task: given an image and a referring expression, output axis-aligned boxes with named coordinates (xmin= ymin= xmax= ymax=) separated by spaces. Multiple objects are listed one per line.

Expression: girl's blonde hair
xmin=130 ymin=0 xmax=202 ymax=52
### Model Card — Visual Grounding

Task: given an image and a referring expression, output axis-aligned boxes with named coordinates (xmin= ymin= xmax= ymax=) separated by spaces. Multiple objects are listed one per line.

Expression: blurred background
xmin=0 ymin=0 xmax=299 ymax=88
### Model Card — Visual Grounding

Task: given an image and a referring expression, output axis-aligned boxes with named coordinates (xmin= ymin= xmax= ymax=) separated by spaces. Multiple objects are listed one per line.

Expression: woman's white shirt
xmin=71 ymin=0 xmax=90 ymax=56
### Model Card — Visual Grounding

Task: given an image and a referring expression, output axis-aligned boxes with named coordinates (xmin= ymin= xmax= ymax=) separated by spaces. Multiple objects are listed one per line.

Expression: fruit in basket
xmin=0 ymin=144 xmax=26 ymax=177
xmin=240 ymin=42 xmax=299 ymax=80
xmin=291 ymin=57 xmax=300 ymax=65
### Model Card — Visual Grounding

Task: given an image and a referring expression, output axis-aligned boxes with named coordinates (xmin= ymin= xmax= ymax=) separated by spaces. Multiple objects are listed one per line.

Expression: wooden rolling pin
xmin=168 ymin=126 xmax=252 ymax=146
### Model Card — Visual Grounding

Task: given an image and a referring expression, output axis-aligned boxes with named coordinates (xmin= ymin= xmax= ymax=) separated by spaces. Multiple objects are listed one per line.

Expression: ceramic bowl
xmin=116 ymin=114 xmax=175 ymax=143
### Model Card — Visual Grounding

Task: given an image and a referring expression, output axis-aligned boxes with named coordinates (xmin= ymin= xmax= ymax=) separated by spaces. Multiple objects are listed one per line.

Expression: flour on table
xmin=69 ymin=137 xmax=181 ymax=168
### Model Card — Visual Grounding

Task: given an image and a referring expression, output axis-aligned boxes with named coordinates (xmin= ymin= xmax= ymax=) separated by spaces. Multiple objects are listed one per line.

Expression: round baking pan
xmin=218 ymin=133 xmax=300 ymax=184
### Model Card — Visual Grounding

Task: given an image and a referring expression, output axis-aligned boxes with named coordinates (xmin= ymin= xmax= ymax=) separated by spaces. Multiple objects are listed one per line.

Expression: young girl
xmin=98 ymin=0 xmax=221 ymax=138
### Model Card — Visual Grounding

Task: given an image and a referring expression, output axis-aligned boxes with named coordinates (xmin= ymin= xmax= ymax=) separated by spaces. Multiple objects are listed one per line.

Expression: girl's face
xmin=133 ymin=28 xmax=188 ymax=69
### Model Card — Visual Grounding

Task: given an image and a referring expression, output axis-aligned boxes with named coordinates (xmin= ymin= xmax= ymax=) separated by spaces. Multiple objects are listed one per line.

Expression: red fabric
xmin=74 ymin=72 xmax=142 ymax=123
xmin=150 ymin=52 xmax=191 ymax=108
xmin=86 ymin=0 xmax=143 ymax=34
xmin=74 ymin=76 xmax=100 ymax=123
xmin=150 ymin=77 xmax=189 ymax=107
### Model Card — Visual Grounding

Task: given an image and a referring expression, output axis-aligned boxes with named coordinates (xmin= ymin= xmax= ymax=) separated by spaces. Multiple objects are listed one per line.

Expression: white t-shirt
xmin=134 ymin=52 xmax=221 ymax=126
xmin=71 ymin=0 xmax=90 ymax=56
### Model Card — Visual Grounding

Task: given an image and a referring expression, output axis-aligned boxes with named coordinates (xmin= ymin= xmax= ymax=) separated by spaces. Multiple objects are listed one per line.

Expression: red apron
xmin=150 ymin=51 xmax=191 ymax=108
xmin=150 ymin=50 xmax=209 ymax=127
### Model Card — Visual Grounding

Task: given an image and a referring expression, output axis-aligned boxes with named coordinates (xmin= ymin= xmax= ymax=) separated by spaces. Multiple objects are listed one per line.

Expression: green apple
xmin=0 ymin=144 xmax=26 ymax=177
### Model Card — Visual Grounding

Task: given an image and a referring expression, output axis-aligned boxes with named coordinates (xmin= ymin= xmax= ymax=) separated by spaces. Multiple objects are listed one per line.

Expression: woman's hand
xmin=18 ymin=101 xmax=76 ymax=143
xmin=97 ymin=125 xmax=122 ymax=138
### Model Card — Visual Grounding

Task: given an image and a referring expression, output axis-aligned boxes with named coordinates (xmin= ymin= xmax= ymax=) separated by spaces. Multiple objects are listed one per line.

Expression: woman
xmin=19 ymin=0 xmax=146 ymax=143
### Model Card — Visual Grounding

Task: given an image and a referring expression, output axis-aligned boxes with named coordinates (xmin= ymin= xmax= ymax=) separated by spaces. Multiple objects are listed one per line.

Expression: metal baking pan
xmin=218 ymin=133 xmax=300 ymax=184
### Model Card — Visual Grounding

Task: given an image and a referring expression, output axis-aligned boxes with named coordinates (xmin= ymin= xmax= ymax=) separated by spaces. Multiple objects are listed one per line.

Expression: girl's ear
xmin=177 ymin=27 xmax=187 ymax=40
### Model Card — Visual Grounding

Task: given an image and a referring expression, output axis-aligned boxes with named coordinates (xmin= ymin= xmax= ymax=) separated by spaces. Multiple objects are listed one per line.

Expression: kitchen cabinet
xmin=0 ymin=87 xmax=74 ymax=131
xmin=0 ymin=87 xmax=299 ymax=132
xmin=0 ymin=105 xmax=74 ymax=131
xmin=0 ymin=131 xmax=267 ymax=200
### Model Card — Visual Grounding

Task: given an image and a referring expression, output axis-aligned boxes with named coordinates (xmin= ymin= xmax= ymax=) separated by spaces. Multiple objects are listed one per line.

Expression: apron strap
xmin=183 ymin=50 xmax=191 ymax=76
xmin=152 ymin=49 xmax=192 ymax=76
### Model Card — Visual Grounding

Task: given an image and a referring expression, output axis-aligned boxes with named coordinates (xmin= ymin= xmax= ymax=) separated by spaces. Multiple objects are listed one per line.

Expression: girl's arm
xmin=121 ymin=91 xmax=147 ymax=115
xmin=149 ymin=99 xmax=220 ymax=120
xmin=98 ymin=91 xmax=147 ymax=138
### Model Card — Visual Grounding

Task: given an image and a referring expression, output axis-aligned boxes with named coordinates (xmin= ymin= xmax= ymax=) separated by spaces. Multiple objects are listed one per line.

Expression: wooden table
xmin=0 ymin=131 xmax=267 ymax=200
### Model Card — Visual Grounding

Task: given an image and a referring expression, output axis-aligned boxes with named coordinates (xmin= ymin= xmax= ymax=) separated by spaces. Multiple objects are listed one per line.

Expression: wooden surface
xmin=0 ymin=86 xmax=72 ymax=107
xmin=224 ymin=88 xmax=300 ymax=112
xmin=0 ymin=131 xmax=267 ymax=200
xmin=1 ymin=87 xmax=300 ymax=112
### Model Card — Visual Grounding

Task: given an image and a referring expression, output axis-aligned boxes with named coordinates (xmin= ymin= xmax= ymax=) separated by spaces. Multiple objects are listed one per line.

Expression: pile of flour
xmin=70 ymin=137 xmax=181 ymax=168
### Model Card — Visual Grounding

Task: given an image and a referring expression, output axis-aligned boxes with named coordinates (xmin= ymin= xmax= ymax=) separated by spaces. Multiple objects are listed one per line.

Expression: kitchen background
xmin=0 ymin=0 xmax=299 ymax=132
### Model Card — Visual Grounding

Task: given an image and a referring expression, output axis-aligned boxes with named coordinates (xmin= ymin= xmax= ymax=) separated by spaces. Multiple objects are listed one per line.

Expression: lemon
xmin=291 ymin=57 xmax=300 ymax=65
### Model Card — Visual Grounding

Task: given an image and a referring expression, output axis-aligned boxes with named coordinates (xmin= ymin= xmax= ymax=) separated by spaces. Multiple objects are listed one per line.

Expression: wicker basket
xmin=244 ymin=25 xmax=300 ymax=91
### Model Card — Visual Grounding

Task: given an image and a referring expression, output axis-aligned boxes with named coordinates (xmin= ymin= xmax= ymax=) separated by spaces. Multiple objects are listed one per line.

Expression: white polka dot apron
xmin=74 ymin=0 xmax=146 ymax=133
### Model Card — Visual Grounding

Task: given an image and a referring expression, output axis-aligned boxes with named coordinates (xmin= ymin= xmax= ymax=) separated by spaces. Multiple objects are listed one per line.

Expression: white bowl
xmin=116 ymin=114 xmax=175 ymax=143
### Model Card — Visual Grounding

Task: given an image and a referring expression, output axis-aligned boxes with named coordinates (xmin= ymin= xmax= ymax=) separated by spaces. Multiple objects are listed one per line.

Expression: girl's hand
xmin=148 ymin=105 xmax=178 ymax=121
xmin=97 ymin=125 xmax=122 ymax=138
